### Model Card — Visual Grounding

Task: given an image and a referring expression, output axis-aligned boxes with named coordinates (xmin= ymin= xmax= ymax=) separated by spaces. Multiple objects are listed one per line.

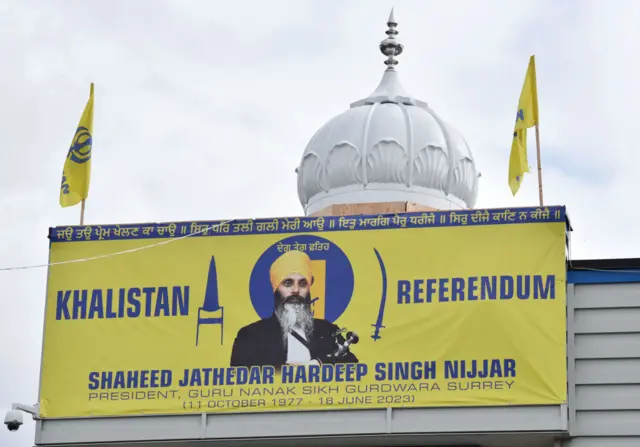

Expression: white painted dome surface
xmin=296 ymin=12 xmax=479 ymax=215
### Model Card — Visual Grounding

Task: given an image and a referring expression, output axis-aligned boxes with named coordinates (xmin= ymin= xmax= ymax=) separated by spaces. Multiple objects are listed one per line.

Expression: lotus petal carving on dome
xmin=366 ymin=139 xmax=409 ymax=186
xmin=295 ymin=27 xmax=480 ymax=214
xmin=326 ymin=141 xmax=363 ymax=190
xmin=412 ymin=144 xmax=449 ymax=191
xmin=448 ymin=157 xmax=477 ymax=207
xmin=299 ymin=152 xmax=327 ymax=201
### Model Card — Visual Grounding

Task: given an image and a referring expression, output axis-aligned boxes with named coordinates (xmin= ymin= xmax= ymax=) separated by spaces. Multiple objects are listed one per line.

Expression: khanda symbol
xmin=67 ymin=126 xmax=92 ymax=164
xmin=60 ymin=173 xmax=70 ymax=195
xmin=513 ymin=108 xmax=525 ymax=138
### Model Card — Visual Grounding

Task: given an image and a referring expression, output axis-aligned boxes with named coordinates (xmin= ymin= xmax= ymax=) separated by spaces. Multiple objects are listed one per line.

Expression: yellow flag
xmin=508 ymin=56 xmax=539 ymax=196
xmin=60 ymin=83 xmax=94 ymax=208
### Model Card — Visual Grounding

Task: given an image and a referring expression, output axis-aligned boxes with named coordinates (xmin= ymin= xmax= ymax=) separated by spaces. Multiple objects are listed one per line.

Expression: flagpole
xmin=80 ymin=199 xmax=86 ymax=225
xmin=535 ymin=123 xmax=544 ymax=206
xmin=79 ymin=82 xmax=92 ymax=226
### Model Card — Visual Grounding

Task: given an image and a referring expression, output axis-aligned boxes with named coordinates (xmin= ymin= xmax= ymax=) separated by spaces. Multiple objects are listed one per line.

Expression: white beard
xmin=275 ymin=302 xmax=314 ymax=343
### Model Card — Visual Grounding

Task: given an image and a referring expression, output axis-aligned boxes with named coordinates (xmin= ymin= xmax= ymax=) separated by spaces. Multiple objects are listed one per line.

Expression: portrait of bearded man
xmin=230 ymin=249 xmax=358 ymax=368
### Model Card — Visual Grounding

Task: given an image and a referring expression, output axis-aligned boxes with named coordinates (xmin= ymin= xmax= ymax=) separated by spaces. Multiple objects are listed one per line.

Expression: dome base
xmin=309 ymin=201 xmax=439 ymax=218
xmin=303 ymin=185 xmax=467 ymax=217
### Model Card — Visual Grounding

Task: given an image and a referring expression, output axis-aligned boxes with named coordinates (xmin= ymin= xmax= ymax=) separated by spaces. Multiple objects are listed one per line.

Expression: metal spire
xmin=379 ymin=8 xmax=403 ymax=69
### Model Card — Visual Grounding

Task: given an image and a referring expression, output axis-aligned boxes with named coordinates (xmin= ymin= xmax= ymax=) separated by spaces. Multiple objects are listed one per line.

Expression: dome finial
xmin=379 ymin=7 xmax=403 ymax=69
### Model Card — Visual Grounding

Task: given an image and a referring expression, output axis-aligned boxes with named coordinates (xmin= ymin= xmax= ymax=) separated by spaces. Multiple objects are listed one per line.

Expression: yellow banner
xmin=40 ymin=206 xmax=567 ymax=418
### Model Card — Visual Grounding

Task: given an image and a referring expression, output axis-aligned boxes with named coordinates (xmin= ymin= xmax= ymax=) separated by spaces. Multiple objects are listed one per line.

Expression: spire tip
xmin=379 ymin=8 xmax=403 ymax=69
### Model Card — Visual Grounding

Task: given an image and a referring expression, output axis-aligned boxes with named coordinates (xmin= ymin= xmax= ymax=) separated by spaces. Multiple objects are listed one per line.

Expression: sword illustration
xmin=371 ymin=247 xmax=387 ymax=341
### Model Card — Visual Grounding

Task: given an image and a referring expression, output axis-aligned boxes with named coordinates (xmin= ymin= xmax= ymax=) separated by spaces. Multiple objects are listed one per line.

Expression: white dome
xmin=296 ymin=12 xmax=479 ymax=216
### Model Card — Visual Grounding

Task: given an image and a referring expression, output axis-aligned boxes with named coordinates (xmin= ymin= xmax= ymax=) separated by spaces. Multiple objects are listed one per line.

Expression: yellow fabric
xmin=40 ymin=210 xmax=568 ymax=418
xmin=508 ymin=55 xmax=539 ymax=196
xmin=269 ymin=250 xmax=313 ymax=291
xmin=60 ymin=83 xmax=95 ymax=208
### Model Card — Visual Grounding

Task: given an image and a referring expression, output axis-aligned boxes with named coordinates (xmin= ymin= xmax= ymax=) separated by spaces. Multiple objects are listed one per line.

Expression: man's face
xmin=274 ymin=273 xmax=314 ymax=336
xmin=276 ymin=273 xmax=311 ymax=303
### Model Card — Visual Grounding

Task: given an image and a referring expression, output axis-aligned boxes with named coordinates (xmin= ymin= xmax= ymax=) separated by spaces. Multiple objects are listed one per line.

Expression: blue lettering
xmin=481 ymin=276 xmax=496 ymax=299
xmin=101 ymin=372 xmax=113 ymax=389
xmin=374 ymin=362 xmax=384 ymax=380
xmin=162 ymin=370 xmax=171 ymax=386
xmin=307 ymin=366 xmax=320 ymax=383
xmin=56 ymin=290 xmax=71 ymax=320
xmin=373 ymin=361 xmax=436 ymax=380
xmin=393 ymin=276 xmax=556 ymax=305
xmin=143 ymin=287 xmax=155 ymax=317
xmin=127 ymin=288 xmax=141 ymax=317
xmin=451 ymin=277 xmax=464 ymax=301
xmin=517 ymin=275 xmax=530 ymax=299
xmin=54 ymin=286 xmax=191 ymax=320
xmin=127 ymin=371 xmax=139 ymax=388
xmin=189 ymin=368 xmax=202 ymax=386
xmin=114 ymin=372 xmax=125 ymax=388
xmin=397 ymin=280 xmax=410 ymax=304
xmin=235 ymin=367 xmax=249 ymax=385
xmin=89 ymin=289 xmax=104 ymax=319
xmin=282 ymin=366 xmax=294 ymax=383
xmin=438 ymin=278 xmax=449 ymax=302
xmin=468 ymin=276 xmax=478 ymax=300
xmin=118 ymin=289 xmax=126 ymax=318
xmin=211 ymin=368 xmax=224 ymax=385
xmin=445 ymin=359 xmax=517 ymax=379
xmin=155 ymin=287 xmax=170 ymax=316
xmin=534 ymin=275 xmax=555 ymax=299
xmin=140 ymin=370 xmax=150 ymax=388
xmin=334 ymin=364 xmax=345 ymax=383
xmin=413 ymin=279 xmax=424 ymax=303
xmin=281 ymin=364 xmax=366 ymax=383
xmin=73 ymin=290 xmax=87 ymax=319
xmin=425 ymin=279 xmax=435 ymax=303
xmin=201 ymin=368 xmax=213 ymax=385
xmin=504 ymin=359 xmax=516 ymax=377
xmin=106 ymin=289 xmax=117 ymax=318
xmin=424 ymin=361 xmax=436 ymax=379
xmin=225 ymin=368 xmax=236 ymax=386
xmin=172 ymin=285 xmax=189 ymax=315
xmin=444 ymin=361 xmax=458 ymax=379
xmin=88 ymin=370 xmax=173 ymax=390
xmin=322 ymin=365 xmax=333 ymax=382
xmin=88 ymin=372 xmax=99 ymax=390
xmin=500 ymin=276 xmax=513 ymax=299
xmin=150 ymin=370 xmax=161 ymax=387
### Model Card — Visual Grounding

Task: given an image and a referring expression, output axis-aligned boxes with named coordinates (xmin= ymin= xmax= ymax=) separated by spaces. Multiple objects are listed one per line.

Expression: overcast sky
xmin=1 ymin=0 xmax=638 ymax=445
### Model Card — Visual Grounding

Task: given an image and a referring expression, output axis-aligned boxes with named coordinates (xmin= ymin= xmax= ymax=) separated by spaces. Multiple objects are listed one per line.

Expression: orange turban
xmin=269 ymin=250 xmax=313 ymax=292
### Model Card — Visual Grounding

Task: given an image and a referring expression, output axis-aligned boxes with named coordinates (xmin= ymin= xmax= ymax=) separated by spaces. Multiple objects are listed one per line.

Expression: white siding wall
xmin=564 ymin=282 xmax=640 ymax=447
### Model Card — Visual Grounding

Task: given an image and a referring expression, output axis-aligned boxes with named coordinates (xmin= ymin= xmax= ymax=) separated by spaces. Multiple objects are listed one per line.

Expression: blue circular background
xmin=249 ymin=235 xmax=354 ymax=322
